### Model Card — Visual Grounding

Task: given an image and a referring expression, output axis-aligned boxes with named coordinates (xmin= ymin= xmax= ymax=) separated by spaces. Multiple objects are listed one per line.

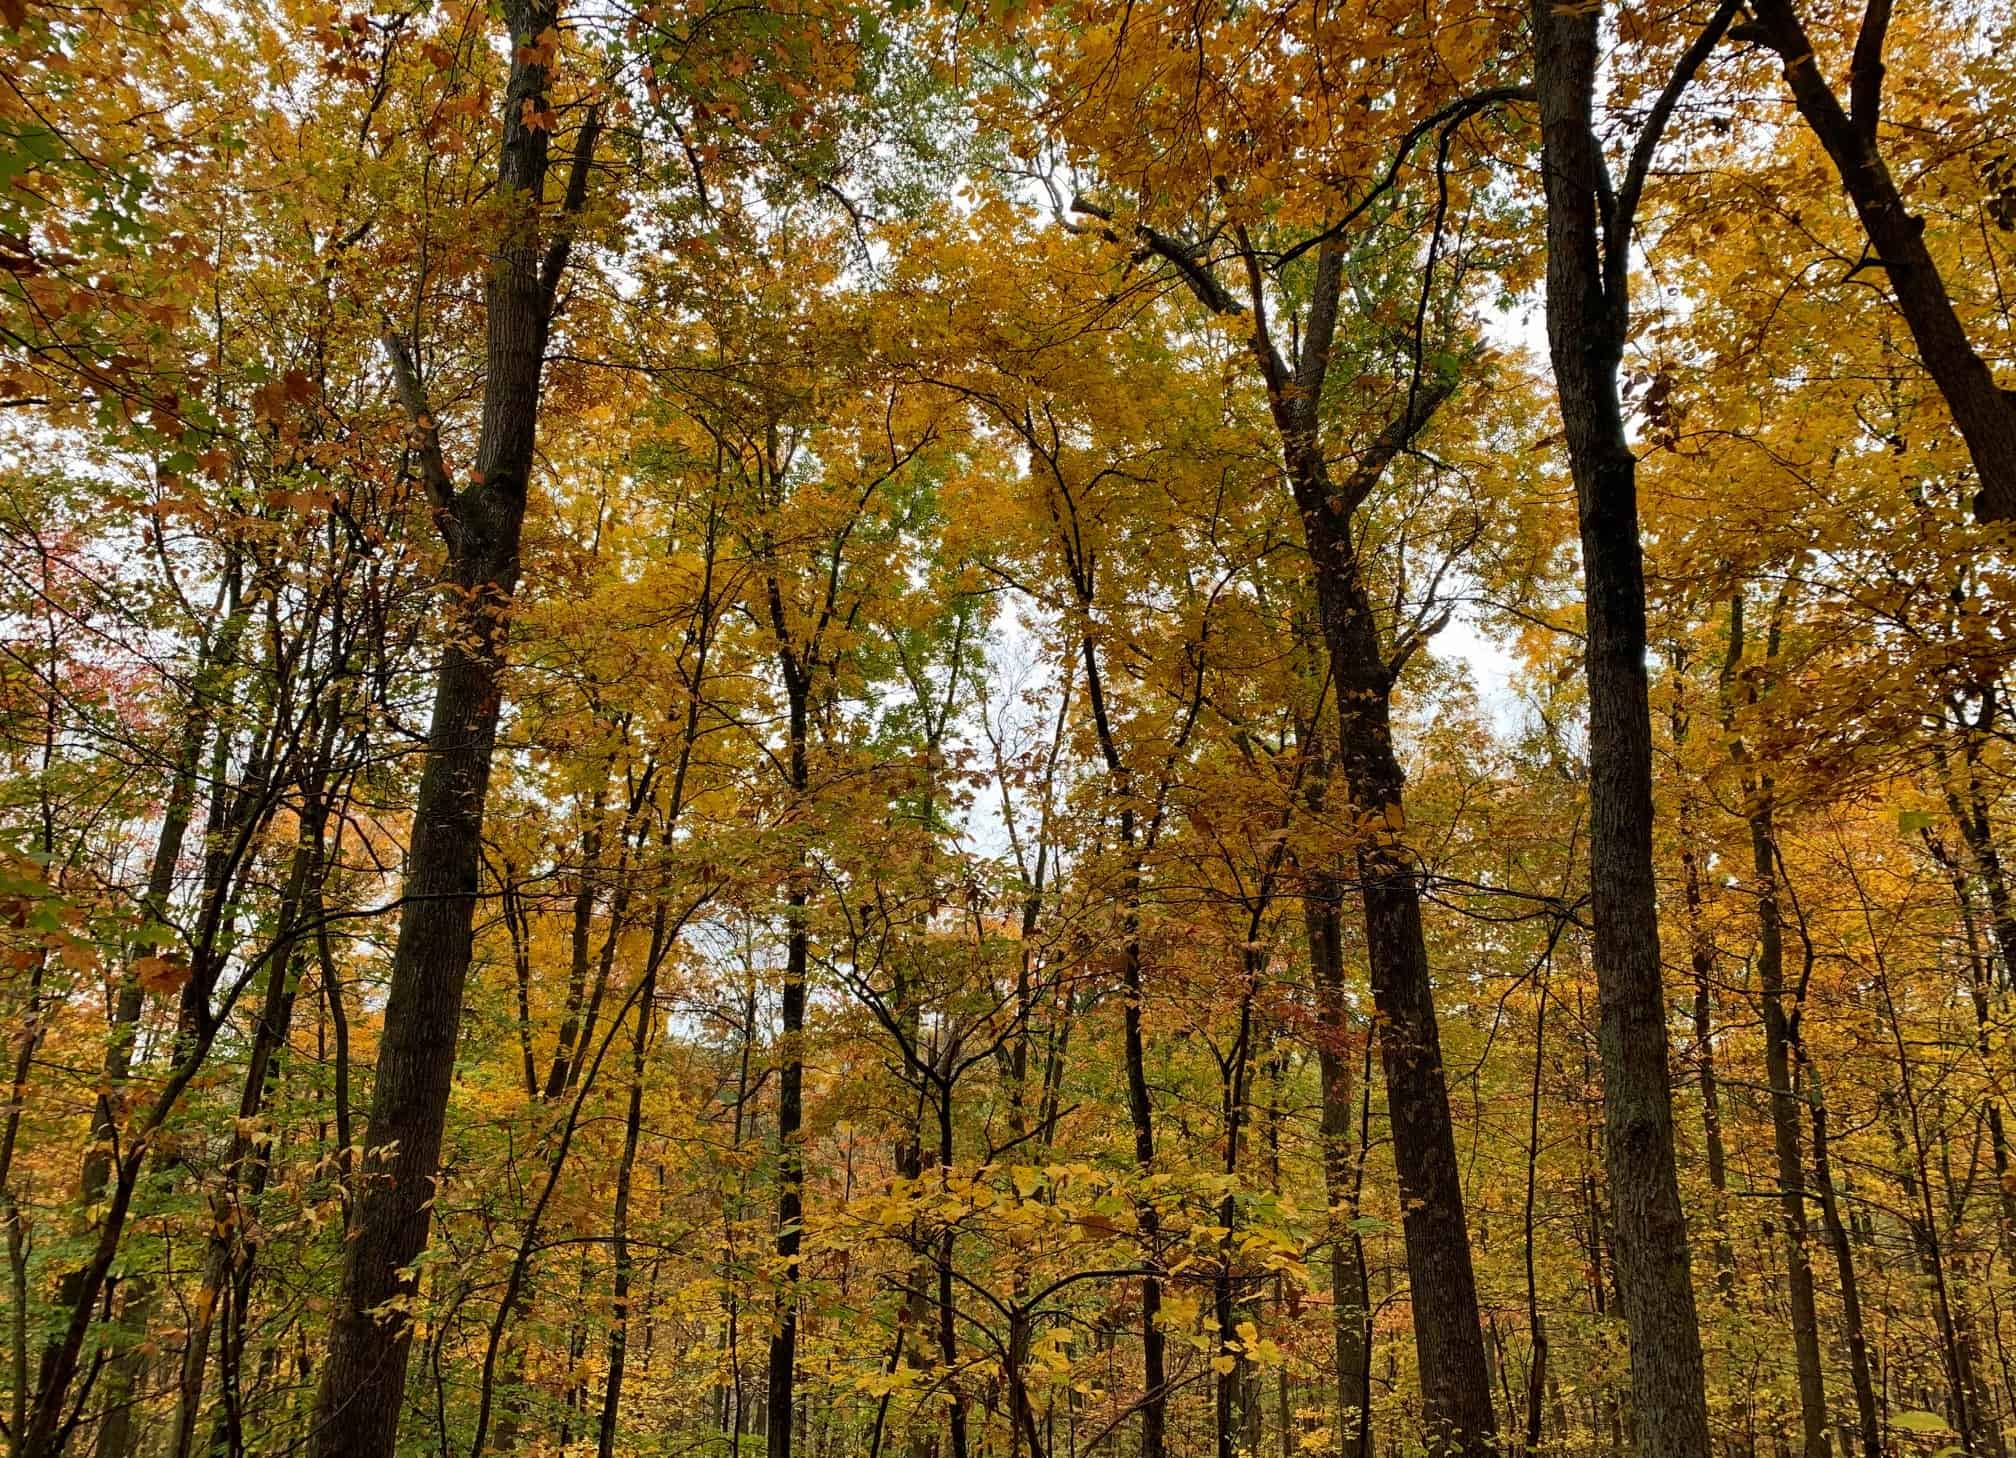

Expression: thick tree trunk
xmin=1529 ymin=8 xmax=1721 ymax=1458
xmin=1293 ymin=466 xmax=1495 ymax=1458
xmin=308 ymin=10 xmax=592 ymax=1454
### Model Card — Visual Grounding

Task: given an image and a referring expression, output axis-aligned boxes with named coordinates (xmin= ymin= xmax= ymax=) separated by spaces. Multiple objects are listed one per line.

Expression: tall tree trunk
xmin=1724 ymin=593 xmax=1827 ymax=1458
xmin=596 ymin=954 xmax=655 ymax=1458
xmin=1127 ymin=203 xmax=1497 ymax=1458
xmin=1528 ymin=9 xmax=1732 ymax=1458
xmin=1808 ymin=1067 xmax=1882 ymax=1458
xmin=307 ymin=20 xmax=597 ymax=1454
xmin=767 ymin=677 xmax=810 ymax=1458
xmin=1520 ymin=972 xmax=1550 ymax=1458
xmin=1292 ymin=412 xmax=1496 ymax=1458
xmin=1309 ymin=879 xmax=1372 ymax=1458
xmin=1072 ymin=616 xmax=1167 ymax=1458
xmin=1115 ymin=826 xmax=1167 ymax=1458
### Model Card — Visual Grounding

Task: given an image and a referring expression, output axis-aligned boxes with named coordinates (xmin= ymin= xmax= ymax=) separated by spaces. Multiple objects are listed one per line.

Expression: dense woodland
xmin=3 ymin=0 xmax=2016 ymax=1455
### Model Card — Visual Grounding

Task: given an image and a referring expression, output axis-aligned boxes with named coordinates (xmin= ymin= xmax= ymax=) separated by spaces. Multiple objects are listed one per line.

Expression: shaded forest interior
xmin=3 ymin=0 xmax=2016 ymax=1456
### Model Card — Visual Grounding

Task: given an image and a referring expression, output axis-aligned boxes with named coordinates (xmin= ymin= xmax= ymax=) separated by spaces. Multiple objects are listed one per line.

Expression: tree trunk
xmin=307 ymin=14 xmax=595 ymax=1453
xmin=1528 ymin=8 xmax=1725 ymax=1458
xmin=1309 ymin=880 xmax=1372 ymax=1458
xmin=1808 ymin=1068 xmax=1882 ymax=1458
xmin=1724 ymin=593 xmax=1827 ymax=1458
xmin=1293 ymin=459 xmax=1496 ymax=1458
xmin=596 ymin=957 xmax=655 ymax=1458
xmin=767 ymin=678 xmax=810 ymax=1458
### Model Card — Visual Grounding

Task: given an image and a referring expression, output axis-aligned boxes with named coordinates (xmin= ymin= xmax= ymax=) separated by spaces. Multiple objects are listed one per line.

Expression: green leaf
xmin=1893 ymin=1411 xmax=1953 ymax=1436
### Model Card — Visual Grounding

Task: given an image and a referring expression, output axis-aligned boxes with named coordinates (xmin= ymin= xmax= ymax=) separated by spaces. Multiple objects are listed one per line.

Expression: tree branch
xmin=1273 ymin=85 xmax=1534 ymax=271
xmin=539 ymin=106 xmax=603 ymax=318
xmin=379 ymin=327 xmax=458 ymax=547
xmin=1849 ymin=0 xmax=1892 ymax=139
xmin=1607 ymin=0 xmax=1743 ymax=316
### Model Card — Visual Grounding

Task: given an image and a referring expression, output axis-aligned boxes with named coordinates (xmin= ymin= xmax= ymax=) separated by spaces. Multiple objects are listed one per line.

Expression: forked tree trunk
xmin=1528 ymin=6 xmax=1732 ymax=1457
xmin=307 ymin=10 xmax=597 ymax=1452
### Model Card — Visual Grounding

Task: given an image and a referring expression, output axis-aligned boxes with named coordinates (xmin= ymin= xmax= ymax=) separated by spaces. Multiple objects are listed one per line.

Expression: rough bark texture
xmin=1528 ymin=5 xmax=1722 ymax=1457
xmin=1249 ymin=237 xmax=1494 ymax=1458
xmin=307 ymin=8 xmax=589 ymax=1453
xmin=1303 ymin=537 xmax=1494 ymax=1458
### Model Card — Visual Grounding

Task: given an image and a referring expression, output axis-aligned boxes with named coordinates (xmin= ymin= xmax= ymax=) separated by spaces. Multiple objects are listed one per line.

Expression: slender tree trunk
xmin=89 ymin=601 xmax=254 ymax=1458
xmin=1808 ymin=1067 xmax=1882 ymax=1458
xmin=1073 ymin=623 xmax=1167 ymax=1458
xmin=596 ymin=956 xmax=655 ymax=1458
xmin=547 ymin=791 xmax=608 ymax=1097
xmin=1520 ymin=973 xmax=1550 ymax=1458
xmin=1724 ymin=594 xmax=1827 ymax=1458
xmin=767 ymin=678 xmax=810 ymax=1458
xmin=1671 ymin=664 xmax=1737 ymax=1297
xmin=308 ymin=19 xmax=597 ymax=1453
xmin=1747 ymin=792 xmax=1828 ymax=1458
xmin=1116 ymin=836 xmax=1167 ymax=1458
xmin=1529 ymin=10 xmax=1729 ymax=1457
xmin=1309 ymin=879 xmax=1372 ymax=1458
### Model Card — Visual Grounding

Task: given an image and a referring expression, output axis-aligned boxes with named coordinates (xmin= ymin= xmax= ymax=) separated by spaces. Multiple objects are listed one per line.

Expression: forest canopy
xmin=1 ymin=0 xmax=2014 ymax=1456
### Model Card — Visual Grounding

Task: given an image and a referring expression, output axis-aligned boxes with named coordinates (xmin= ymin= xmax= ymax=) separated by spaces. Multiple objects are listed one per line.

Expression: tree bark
xmin=307 ymin=16 xmax=596 ymax=1454
xmin=1528 ymin=7 xmax=1730 ymax=1458
xmin=1308 ymin=879 xmax=1372 ymax=1458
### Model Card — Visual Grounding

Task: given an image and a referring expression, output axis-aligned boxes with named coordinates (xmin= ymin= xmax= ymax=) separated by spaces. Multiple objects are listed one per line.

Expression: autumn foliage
xmin=1 ymin=0 xmax=2015 ymax=1456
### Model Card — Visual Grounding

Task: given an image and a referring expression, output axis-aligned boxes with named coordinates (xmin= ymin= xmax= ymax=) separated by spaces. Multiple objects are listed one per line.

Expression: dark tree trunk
xmin=767 ymin=680 xmax=809 ymax=1458
xmin=1670 ymin=665 xmax=1737 ymax=1298
xmin=1747 ymin=0 xmax=2016 ymax=524
xmin=1074 ymin=180 xmax=1495 ymax=1458
xmin=1528 ymin=7 xmax=1732 ymax=1458
xmin=1116 ymin=826 xmax=1168 ymax=1458
xmin=1808 ymin=1068 xmax=1882 ymax=1458
xmin=1724 ymin=593 xmax=1827 ymax=1458
xmin=307 ymin=14 xmax=596 ymax=1454
xmin=1746 ymin=783 xmax=1828 ymax=1458
xmin=547 ymin=795 xmax=607 ymax=1097
xmin=1308 ymin=880 xmax=1372 ymax=1458
xmin=596 ymin=957 xmax=655 ymax=1458
xmin=1290 ymin=411 xmax=1496 ymax=1458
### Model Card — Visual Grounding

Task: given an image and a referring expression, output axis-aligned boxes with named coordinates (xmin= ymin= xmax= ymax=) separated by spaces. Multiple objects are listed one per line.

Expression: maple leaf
xmin=134 ymin=953 xmax=191 ymax=997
